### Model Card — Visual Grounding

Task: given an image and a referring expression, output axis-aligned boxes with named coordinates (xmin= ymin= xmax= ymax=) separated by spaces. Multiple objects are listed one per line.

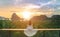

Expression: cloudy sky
xmin=0 ymin=0 xmax=60 ymax=18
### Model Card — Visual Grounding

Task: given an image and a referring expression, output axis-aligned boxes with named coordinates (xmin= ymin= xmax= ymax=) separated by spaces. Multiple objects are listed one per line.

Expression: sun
xmin=22 ymin=11 xmax=32 ymax=20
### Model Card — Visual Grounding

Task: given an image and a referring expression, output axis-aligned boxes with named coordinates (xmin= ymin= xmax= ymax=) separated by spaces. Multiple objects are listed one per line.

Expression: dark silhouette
xmin=11 ymin=13 xmax=20 ymax=21
xmin=29 ymin=20 xmax=31 ymax=25
xmin=31 ymin=15 xmax=48 ymax=21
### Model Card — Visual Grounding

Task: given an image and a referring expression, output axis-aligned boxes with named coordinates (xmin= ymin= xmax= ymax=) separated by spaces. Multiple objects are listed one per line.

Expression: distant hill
xmin=0 ymin=16 xmax=9 ymax=20
xmin=11 ymin=13 xmax=20 ymax=21
xmin=51 ymin=15 xmax=60 ymax=20
xmin=31 ymin=15 xmax=48 ymax=21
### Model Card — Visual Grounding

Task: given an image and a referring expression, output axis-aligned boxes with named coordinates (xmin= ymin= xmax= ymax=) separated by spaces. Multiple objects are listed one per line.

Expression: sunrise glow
xmin=22 ymin=11 xmax=32 ymax=20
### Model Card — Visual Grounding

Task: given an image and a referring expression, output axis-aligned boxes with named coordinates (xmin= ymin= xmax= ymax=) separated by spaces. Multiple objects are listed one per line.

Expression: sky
xmin=0 ymin=0 xmax=60 ymax=18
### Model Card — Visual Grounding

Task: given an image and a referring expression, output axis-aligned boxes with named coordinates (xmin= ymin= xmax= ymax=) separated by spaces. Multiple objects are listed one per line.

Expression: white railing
xmin=0 ymin=29 xmax=60 ymax=30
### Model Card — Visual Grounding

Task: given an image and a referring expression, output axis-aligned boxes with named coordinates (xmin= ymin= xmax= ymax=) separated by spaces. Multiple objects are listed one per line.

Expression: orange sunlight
xmin=22 ymin=11 xmax=33 ymax=20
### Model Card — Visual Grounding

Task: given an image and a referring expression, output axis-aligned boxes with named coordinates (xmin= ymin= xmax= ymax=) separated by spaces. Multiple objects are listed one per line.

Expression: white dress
xmin=24 ymin=25 xmax=38 ymax=37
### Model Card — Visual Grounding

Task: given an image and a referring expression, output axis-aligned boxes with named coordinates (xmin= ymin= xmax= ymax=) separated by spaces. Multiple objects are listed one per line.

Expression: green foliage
xmin=0 ymin=20 xmax=13 ymax=28
xmin=0 ymin=15 xmax=60 ymax=37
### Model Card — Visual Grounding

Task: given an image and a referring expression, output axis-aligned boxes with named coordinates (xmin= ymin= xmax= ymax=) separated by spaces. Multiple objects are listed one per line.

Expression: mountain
xmin=51 ymin=15 xmax=60 ymax=20
xmin=31 ymin=15 xmax=48 ymax=21
xmin=11 ymin=13 xmax=20 ymax=21
xmin=0 ymin=16 xmax=9 ymax=20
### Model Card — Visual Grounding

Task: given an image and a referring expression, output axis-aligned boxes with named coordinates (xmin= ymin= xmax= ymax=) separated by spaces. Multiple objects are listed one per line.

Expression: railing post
xmin=42 ymin=31 xmax=45 ymax=37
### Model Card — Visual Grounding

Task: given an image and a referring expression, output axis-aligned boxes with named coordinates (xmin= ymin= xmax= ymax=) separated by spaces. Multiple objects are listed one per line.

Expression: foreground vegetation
xmin=0 ymin=15 xmax=60 ymax=37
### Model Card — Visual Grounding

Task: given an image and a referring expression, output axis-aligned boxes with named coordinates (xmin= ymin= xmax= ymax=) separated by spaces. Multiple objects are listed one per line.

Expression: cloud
xmin=20 ymin=4 xmax=40 ymax=9
xmin=13 ymin=0 xmax=23 ymax=6
xmin=57 ymin=7 xmax=60 ymax=10
xmin=39 ymin=0 xmax=56 ymax=8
